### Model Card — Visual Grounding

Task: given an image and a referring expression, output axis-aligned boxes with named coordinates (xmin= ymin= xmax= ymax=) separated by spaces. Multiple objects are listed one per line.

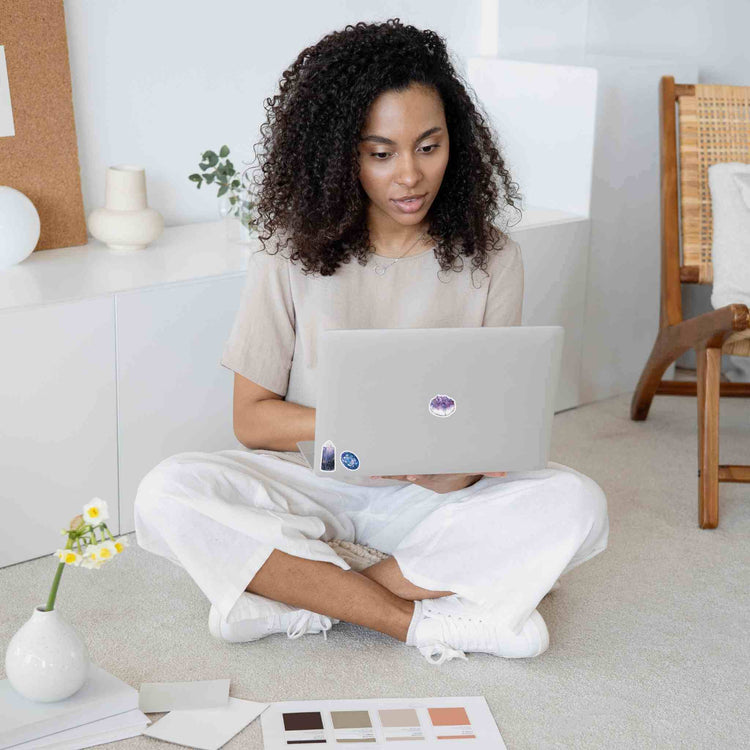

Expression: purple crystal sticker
xmin=320 ymin=440 xmax=335 ymax=471
xmin=341 ymin=451 xmax=360 ymax=471
xmin=429 ymin=393 xmax=456 ymax=418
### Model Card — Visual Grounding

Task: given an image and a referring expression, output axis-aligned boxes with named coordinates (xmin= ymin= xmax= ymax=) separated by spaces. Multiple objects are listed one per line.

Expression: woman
xmin=134 ymin=19 xmax=608 ymax=665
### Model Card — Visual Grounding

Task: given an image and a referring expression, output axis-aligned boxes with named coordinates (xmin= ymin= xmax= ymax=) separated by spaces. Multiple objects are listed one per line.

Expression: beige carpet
xmin=1 ymin=390 xmax=748 ymax=749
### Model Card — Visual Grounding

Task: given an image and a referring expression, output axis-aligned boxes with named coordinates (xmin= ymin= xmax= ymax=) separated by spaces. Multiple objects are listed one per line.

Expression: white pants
xmin=133 ymin=449 xmax=609 ymax=636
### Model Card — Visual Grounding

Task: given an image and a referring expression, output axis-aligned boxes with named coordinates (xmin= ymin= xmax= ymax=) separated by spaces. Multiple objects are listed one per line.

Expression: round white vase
xmin=5 ymin=606 xmax=90 ymax=703
xmin=87 ymin=165 xmax=164 ymax=252
xmin=0 ymin=186 xmax=41 ymax=270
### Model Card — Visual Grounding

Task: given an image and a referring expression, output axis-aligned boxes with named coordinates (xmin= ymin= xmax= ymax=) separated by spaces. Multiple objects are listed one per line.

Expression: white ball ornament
xmin=0 ymin=186 xmax=41 ymax=270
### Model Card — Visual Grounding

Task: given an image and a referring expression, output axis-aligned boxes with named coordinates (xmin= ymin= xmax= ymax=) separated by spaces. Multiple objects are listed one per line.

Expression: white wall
xmin=63 ymin=0 xmax=482 ymax=227
xmin=491 ymin=0 xmax=750 ymax=401
xmin=61 ymin=0 xmax=750 ymax=403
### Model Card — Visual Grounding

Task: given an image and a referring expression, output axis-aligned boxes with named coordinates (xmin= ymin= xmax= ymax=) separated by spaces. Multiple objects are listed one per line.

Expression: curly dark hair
xmin=251 ymin=17 xmax=522 ymax=283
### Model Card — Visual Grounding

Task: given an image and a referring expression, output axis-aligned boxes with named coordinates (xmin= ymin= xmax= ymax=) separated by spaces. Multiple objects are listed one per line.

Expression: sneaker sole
xmin=515 ymin=610 xmax=549 ymax=658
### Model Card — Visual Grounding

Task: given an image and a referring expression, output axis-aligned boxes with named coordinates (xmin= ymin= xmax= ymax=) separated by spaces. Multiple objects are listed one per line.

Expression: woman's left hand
xmin=369 ymin=472 xmax=506 ymax=494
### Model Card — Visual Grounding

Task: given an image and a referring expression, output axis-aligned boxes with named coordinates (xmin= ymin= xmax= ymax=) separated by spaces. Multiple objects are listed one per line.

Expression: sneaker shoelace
xmin=417 ymin=641 xmax=468 ymax=665
xmin=286 ymin=610 xmax=334 ymax=640
xmin=418 ymin=609 xmax=502 ymax=664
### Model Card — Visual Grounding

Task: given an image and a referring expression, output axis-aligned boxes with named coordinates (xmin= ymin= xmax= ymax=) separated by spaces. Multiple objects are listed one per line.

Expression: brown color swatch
xmin=331 ymin=710 xmax=372 ymax=729
xmin=282 ymin=711 xmax=324 ymax=731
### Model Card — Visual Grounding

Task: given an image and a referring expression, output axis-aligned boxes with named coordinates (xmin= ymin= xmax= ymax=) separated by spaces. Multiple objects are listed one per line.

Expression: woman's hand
xmin=369 ymin=472 xmax=507 ymax=494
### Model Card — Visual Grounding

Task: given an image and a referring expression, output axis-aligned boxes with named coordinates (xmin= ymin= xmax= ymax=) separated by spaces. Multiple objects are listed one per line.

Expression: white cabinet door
xmin=116 ymin=275 xmax=246 ymax=534
xmin=0 ymin=298 xmax=118 ymax=568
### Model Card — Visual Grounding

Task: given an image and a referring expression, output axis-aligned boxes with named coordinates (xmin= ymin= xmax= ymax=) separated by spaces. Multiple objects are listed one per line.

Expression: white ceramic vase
xmin=5 ymin=606 xmax=90 ymax=702
xmin=87 ymin=165 xmax=164 ymax=251
xmin=0 ymin=186 xmax=41 ymax=270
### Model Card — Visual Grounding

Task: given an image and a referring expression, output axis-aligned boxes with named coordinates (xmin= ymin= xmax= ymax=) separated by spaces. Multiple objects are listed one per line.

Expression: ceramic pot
xmin=87 ymin=165 xmax=163 ymax=251
xmin=5 ymin=606 xmax=90 ymax=702
xmin=0 ymin=186 xmax=41 ymax=269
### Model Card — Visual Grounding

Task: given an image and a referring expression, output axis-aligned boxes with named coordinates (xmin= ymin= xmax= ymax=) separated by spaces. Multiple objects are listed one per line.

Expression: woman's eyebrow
xmin=359 ymin=126 xmax=443 ymax=145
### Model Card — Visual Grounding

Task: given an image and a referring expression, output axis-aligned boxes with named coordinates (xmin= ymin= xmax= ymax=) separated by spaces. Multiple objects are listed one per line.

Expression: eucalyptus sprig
xmin=188 ymin=145 xmax=258 ymax=229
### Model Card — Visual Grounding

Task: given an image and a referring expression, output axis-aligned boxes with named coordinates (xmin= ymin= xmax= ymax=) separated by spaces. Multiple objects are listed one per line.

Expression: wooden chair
xmin=631 ymin=76 xmax=750 ymax=529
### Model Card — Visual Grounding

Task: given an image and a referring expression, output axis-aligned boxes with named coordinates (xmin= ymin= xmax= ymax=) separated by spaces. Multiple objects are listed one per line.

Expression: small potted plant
xmin=189 ymin=145 xmax=258 ymax=243
xmin=4 ymin=498 xmax=128 ymax=703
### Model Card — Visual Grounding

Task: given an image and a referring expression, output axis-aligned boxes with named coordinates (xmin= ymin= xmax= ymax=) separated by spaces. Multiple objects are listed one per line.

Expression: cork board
xmin=0 ymin=0 xmax=88 ymax=251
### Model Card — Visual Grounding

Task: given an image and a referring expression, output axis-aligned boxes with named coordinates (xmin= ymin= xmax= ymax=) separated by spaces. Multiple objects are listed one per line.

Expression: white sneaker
xmin=208 ymin=592 xmax=338 ymax=643
xmin=406 ymin=596 xmax=549 ymax=664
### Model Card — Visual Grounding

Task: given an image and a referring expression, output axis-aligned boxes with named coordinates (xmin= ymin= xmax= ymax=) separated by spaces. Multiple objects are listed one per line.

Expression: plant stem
xmin=45 ymin=535 xmax=74 ymax=612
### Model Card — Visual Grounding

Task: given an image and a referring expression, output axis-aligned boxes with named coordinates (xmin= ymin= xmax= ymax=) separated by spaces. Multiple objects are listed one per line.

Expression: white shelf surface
xmin=0 ymin=221 xmax=251 ymax=312
xmin=0 ymin=208 xmax=585 ymax=312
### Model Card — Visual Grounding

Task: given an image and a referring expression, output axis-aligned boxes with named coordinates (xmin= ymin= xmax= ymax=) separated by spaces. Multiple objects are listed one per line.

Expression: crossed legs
xmin=246 ymin=550 xmax=454 ymax=642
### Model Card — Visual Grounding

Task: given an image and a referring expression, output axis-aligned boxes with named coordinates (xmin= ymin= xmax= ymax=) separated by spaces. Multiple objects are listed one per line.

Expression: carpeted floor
xmin=1 ymin=390 xmax=748 ymax=749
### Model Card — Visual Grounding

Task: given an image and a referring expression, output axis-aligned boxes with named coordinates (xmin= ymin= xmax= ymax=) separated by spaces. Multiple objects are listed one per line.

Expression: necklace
xmin=371 ymin=230 xmax=429 ymax=276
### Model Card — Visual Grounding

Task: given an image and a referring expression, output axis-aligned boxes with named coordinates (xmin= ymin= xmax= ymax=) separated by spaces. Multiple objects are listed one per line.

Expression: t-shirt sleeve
xmin=219 ymin=248 xmax=296 ymax=397
xmin=482 ymin=239 xmax=524 ymax=326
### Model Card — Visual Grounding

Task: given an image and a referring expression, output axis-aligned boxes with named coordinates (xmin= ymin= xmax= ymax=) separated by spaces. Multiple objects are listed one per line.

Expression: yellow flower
xmin=55 ymin=548 xmax=81 ymax=566
xmin=82 ymin=497 xmax=109 ymax=525
xmin=98 ymin=540 xmax=117 ymax=560
xmin=113 ymin=537 xmax=129 ymax=554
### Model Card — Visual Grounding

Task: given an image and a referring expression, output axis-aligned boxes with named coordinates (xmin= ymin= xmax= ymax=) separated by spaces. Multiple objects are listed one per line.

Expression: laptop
xmin=296 ymin=326 xmax=564 ymax=485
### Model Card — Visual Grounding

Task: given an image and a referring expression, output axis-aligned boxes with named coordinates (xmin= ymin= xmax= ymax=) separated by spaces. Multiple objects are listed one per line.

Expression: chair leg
xmin=631 ymin=328 xmax=675 ymax=421
xmin=696 ymin=345 xmax=721 ymax=529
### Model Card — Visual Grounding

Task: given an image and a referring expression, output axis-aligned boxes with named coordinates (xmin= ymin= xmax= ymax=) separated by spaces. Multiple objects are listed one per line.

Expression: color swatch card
xmin=260 ymin=696 xmax=506 ymax=748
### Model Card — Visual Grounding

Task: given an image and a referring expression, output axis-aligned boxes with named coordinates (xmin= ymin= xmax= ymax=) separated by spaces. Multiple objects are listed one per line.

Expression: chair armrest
xmin=656 ymin=304 xmax=750 ymax=368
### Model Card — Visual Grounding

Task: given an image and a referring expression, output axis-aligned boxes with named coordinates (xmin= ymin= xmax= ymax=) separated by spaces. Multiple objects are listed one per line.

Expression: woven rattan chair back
xmin=678 ymin=83 xmax=750 ymax=285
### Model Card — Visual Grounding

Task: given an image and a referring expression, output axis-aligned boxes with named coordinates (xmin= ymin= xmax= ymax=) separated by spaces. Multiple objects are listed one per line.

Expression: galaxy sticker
xmin=320 ymin=440 xmax=335 ymax=471
xmin=429 ymin=393 xmax=456 ymax=418
xmin=340 ymin=451 xmax=360 ymax=471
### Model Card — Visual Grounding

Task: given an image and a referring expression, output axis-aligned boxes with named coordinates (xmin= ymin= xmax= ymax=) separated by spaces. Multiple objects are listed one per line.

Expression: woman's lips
xmin=391 ymin=194 xmax=426 ymax=213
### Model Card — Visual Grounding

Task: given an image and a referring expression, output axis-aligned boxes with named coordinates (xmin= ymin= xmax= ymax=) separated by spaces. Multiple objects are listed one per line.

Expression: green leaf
xmin=231 ymin=180 xmax=240 ymax=188
xmin=229 ymin=196 xmax=237 ymax=204
xmin=188 ymin=174 xmax=201 ymax=182
xmin=207 ymin=152 xmax=219 ymax=167
xmin=199 ymin=162 xmax=210 ymax=171
xmin=225 ymin=159 xmax=234 ymax=173
xmin=219 ymin=145 xmax=230 ymax=158
xmin=217 ymin=185 xmax=228 ymax=197
xmin=205 ymin=174 xmax=215 ymax=184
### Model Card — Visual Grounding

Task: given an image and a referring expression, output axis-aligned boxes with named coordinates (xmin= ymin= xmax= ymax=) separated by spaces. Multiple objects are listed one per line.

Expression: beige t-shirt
xmin=220 ymin=238 xmax=524 ymax=411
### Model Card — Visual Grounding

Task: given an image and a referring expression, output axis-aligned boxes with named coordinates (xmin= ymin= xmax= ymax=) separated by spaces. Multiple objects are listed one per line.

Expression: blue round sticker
xmin=340 ymin=451 xmax=360 ymax=471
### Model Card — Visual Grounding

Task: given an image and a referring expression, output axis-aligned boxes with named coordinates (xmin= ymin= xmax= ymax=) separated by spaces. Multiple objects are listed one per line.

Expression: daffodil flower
xmin=44 ymin=497 xmax=126 ymax=611
xmin=82 ymin=498 xmax=109 ymax=525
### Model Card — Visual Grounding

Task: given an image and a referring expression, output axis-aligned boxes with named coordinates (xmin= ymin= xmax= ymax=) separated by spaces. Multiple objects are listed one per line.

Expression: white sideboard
xmin=0 ymin=222 xmax=247 ymax=567
xmin=1 ymin=214 xmax=589 ymax=567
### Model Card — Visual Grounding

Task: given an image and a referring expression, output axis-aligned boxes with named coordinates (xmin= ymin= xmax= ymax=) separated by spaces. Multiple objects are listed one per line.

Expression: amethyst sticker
xmin=320 ymin=440 xmax=335 ymax=471
xmin=429 ymin=394 xmax=456 ymax=418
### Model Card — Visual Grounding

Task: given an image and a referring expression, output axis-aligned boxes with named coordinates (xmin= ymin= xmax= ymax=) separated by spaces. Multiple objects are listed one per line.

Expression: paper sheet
xmin=6 ymin=709 xmax=149 ymax=750
xmin=260 ymin=696 xmax=506 ymax=749
xmin=139 ymin=678 xmax=230 ymax=713
xmin=0 ymin=46 xmax=15 ymax=138
xmin=141 ymin=697 xmax=269 ymax=750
